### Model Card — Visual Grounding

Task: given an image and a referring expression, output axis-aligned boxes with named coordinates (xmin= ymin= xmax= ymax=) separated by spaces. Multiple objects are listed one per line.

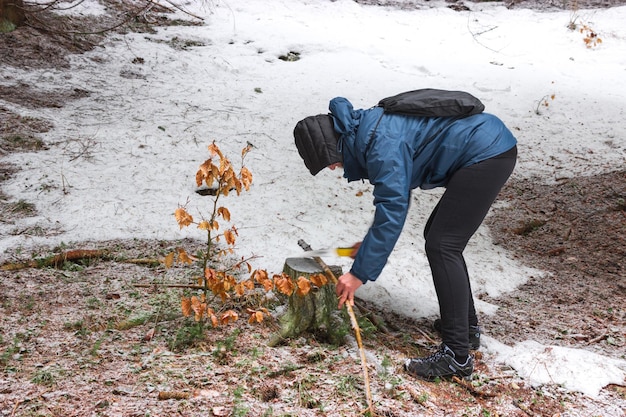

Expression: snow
xmin=1 ymin=0 xmax=625 ymax=399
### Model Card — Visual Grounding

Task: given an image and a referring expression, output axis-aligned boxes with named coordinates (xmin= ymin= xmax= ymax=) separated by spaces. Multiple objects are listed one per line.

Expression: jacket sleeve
xmin=349 ymin=134 xmax=413 ymax=283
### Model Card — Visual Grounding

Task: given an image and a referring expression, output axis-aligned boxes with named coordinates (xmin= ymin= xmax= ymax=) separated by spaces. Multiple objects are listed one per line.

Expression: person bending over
xmin=293 ymin=93 xmax=517 ymax=381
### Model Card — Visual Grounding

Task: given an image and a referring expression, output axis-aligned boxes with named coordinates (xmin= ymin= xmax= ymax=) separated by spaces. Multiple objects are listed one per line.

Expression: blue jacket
xmin=329 ymin=97 xmax=517 ymax=284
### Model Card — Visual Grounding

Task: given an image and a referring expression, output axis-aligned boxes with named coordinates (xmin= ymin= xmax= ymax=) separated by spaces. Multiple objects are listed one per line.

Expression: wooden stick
xmin=297 ymin=239 xmax=375 ymax=416
xmin=1 ymin=249 xmax=108 ymax=270
xmin=452 ymin=376 xmax=497 ymax=398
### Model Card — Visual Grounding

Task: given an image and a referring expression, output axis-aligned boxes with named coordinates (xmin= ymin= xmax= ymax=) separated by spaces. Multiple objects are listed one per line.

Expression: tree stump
xmin=268 ymin=257 xmax=349 ymax=346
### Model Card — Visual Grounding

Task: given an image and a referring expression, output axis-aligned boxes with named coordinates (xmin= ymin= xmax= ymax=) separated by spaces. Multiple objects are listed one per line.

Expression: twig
xmin=587 ymin=333 xmax=608 ymax=345
xmin=134 ymin=283 xmax=205 ymax=290
xmin=466 ymin=12 xmax=503 ymax=53
xmin=402 ymin=384 xmax=429 ymax=405
xmin=452 ymin=376 xmax=497 ymax=398
xmin=354 ymin=302 xmax=390 ymax=334
xmin=297 ymin=239 xmax=376 ymax=416
xmin=11 ymin=399 xmax=22 ymax=417
xmin=414 ymin=326 xmax=439 ymax=346
xmin=162 ymin=0 xmax=205 ymax=21
xmin=514 ymin=399 xmax=535 ymax=416
xmin=125 ymin=258 xmax=161 ymax=267
xmin=25 ymin=0 xmax=158 ymax=36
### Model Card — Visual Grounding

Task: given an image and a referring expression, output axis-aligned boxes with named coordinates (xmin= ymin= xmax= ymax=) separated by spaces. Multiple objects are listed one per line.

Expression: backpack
xmin=377 ymin=88 xmax=485 ymax=118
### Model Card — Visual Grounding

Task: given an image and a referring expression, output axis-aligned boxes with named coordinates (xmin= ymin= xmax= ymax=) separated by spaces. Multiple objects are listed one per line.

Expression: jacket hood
xmin=329 ymin=97 xmax=377 ymax=182
xmin=293 ymin=114 xmax=342 ymax=176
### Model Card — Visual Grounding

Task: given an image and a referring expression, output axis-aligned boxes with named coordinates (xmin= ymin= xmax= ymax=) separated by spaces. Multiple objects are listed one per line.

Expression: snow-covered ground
xmin=1 ymin=0 xmax=625 ymax=399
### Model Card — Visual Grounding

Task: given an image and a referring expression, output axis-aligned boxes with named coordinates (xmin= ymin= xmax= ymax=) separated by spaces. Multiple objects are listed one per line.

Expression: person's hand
xmin=349 ymin=242 xmax=361 ymax=259
xmin=335 ymin=272 xmax=363 ymax=309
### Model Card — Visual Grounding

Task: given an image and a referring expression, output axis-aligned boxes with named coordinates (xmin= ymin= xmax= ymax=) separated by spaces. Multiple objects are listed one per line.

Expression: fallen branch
xmin=134 ymin=283 xmax=205 ymax=290
xmin=157 ymin=391 xmax=190 ymax=400
xmin=587 ymin=333 xmax=608 ymax=345
xmin=402 ymin=384 xmax=429 ymax=406
xmin=0 ymin=250 xmax=168 ymax=271
xmin=354 ymin=302 xmax=390 ymax=334
xmin=1 ymin=249 xmax=108 ymax=270
xmin=452 ymin=376 xmax=497 ymax=398
xmin=125 ymin=258 xmax=161 ymax=267
xmin=414 ymin=326 xmax=439 ymax=346
xmin=513 ymin=399 xmax=535 ymax=416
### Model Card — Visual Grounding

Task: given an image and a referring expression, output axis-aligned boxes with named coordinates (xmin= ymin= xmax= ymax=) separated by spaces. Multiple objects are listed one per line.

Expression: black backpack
xmin=378 ymin=88 xmax=485 ymax=118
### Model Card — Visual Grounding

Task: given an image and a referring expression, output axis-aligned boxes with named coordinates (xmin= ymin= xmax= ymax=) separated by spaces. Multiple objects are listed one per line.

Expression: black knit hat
xmin=294 ymin=114 xmax=342 ymax=176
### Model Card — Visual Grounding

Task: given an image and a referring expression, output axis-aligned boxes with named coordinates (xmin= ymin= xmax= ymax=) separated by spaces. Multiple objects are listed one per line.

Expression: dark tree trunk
xmin=0 ymin=0 xmax=26 ymax=30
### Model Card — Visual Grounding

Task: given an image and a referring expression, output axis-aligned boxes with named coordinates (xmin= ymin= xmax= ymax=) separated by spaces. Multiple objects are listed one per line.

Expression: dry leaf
xmin=296 ymin=276 xmax=311 ymax=297
xmin=163 ymin=252 xmax=175 ymax=268
xmin=217 ymin=206 xmax=231 ymax=222
xmin=181 ymin=297 xmax=192 ymax=317
xmin=310 ymin=273 xmax=328 ymax=288
xmin=177 ymin=249 xmax=194 ymax=265
xmin=274 ymin=274 xmax=294 ymax=296
xmin=224 ymin=229 xmax=236 ymax=246
xmin=174 ymin=207 xmax=193 ymax=229
xmin=221 ymin=310 xmax=239 ymax=325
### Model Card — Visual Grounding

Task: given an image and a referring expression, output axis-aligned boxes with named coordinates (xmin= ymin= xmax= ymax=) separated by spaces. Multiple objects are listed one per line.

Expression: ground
xmin=1 ymin=1 xmax=625 ymax=416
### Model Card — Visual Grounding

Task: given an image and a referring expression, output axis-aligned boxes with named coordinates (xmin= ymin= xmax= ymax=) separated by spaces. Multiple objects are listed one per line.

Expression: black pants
xmin=424 ymin=146 xmax=517 ymax=358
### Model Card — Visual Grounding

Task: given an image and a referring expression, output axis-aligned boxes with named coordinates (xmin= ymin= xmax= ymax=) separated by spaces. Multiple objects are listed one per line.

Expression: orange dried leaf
xmin=247 ymin=309 xmax=264 ymax=324
xmin=240 ymin=167 xmax=253 ymax=191
xmin=175 ymin=207 xmax=193 ymax=229
xmin=205 ymin=268 xmax=217 ymax=282
xmin=181 ymin=297 xmax=192 ymax=317
xmin=193 ymin=300 xmax=206 ymax=322
xmin=274 ymin=274 xmax=294 ymax=296
xmin=197 ymin=160 xmax=214 ymax=187
xmin=221 ymin=310 xmax=239 ymax=325
xmin=217 ymin=207 xmax=231 ymax=222
xmin=234 ymin=282 xmax=245 ymax=296
xmin=296 ymin=276 xmax=311 ymax=297
xmin=255 ymin=311 xmax=264 ymax=323
xmin=224 ymin=229 xmax=236 ymax=246
xmin=177 ymin=249 xmax=194 ymax=265
xmin=163 ymin=252 xmax=175 ymax=268
xmin=198 ymin=220 xmax=210 ymax=230
xmin=207 ymin=142 xmax=223 ymax=159
xmin=310 ymin=273 xmax=328 ymax=288
xmin=253 ymin=269 xmax=269 ymax=283
xmin=205 ymin=308 xmax=217 ymax=327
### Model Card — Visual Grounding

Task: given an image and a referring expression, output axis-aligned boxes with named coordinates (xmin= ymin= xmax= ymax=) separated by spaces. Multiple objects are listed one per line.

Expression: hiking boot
xmin=404 ymin=344 xmax=474 ymax=381
xmin=433 ymin=318 xmax=481 ymax=350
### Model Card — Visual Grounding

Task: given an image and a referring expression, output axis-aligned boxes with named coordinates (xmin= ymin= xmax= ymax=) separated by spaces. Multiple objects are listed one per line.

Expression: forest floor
xmin=1 ymin=1 xmax=625 ymax=416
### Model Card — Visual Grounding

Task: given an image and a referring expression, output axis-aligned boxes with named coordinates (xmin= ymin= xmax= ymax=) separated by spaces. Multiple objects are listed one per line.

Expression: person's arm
xmin=353 ymin=137 xmax=413 ymax=276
